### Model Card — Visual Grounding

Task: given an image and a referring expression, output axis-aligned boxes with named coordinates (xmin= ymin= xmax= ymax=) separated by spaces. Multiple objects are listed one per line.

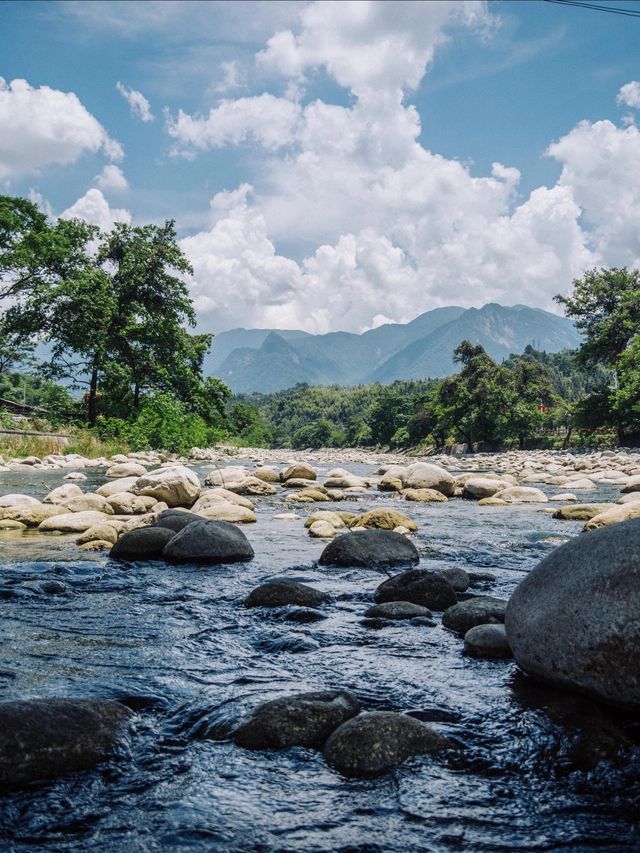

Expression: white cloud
xmin=214 ymin=61 xmax=246 ymax=94
xmin=0 ymin=77 xmax=123 ymax=180
xmin=617 ymin=80 xmax=640 ymax=110
xmin=96 ymin=164 xmax=129 ymax=191
xmin=61 ymin=188 xmax=132 ymax=231
xmin=168 ymin=94 xmax=301 ymax=154
xmin=116 ymin=82 xmax=154 ymax=122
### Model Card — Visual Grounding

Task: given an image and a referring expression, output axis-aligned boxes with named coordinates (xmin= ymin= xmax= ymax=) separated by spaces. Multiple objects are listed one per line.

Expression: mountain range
xmin=202 ymin=303 xmax=581 ymax=394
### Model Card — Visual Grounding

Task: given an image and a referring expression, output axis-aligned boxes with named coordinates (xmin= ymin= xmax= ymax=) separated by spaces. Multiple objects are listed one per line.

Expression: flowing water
xmin=0 ymin=461 xmax=639 ymax=852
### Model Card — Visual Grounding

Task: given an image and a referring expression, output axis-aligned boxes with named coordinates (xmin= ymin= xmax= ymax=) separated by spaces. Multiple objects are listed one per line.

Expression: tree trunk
xmin=133 ymin=382 xmax=140 ymax=409
xmin=562 ymin=426 xmax=573 ymax=450
xmin=617 ymin=425 xmax=626 ymax=447
xmin=88 ymin=365 xmax=99 ymax=426
xmin=518 ymin=434 xmax=525 ymax=451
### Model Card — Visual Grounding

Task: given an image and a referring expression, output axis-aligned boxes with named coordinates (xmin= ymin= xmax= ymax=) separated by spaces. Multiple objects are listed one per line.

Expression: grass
xmin=0 ymin=427 xmax=131 ymax=461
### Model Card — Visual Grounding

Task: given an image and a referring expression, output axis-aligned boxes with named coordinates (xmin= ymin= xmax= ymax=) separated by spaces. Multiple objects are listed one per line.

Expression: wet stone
xmin=375 ymin=569 xmax=457 ymax=611
xmin=232 ymin=689 xmax=360 ymax=750
xmin=319 ymin=530 xmax=419 ymax=568
xmin=364 ymin=601 xmax=432 ymax=620
xmin=110 ymin=526 xmax=176 ymax=561
xmin=163 ymin=519 xmax=254 ymax=565
xmin=245 ymin=580 xmax=330 ymax=609
xmin=464 ymin=623 xmax=513 ymax=659
xmin=442 ymin=596 xmax=508 ymax=636
xmin=154 ymin=509 xmax=202 ymax=533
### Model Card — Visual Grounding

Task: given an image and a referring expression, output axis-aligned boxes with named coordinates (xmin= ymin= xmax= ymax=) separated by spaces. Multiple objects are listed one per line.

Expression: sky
xmin=2 ymin=0 xmax=640 ymax=335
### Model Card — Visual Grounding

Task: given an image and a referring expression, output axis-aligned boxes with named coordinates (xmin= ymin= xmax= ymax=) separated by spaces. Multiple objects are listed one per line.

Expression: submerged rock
xmin=319 ymin=530 xmax=419 ymax=568
xmin=0 ymin=698 xmax=132 ymax=789
xmin=323 ymin=711 xmax=447 ymax=778
xmin=110 ymin=526 xmax=176 ymax=560
xmin=505 ymin=518 xmax=640 ymax=708
xmin=464 ymin=623 xmax=513 ymax=659
xmin=163 ymin=519 xmax=254 ymax=565
xmin=375 ymin=569 xmax=457 ymax=611
xmin=232 ymin=689 xmax=359 ymax=750
xmin=245 ymin=580 xmax=329 ymax=609
xmin=364 ymin=601 xmax=432 ymax=620
xmin=442 ymin=596 xmax=508 ymax=635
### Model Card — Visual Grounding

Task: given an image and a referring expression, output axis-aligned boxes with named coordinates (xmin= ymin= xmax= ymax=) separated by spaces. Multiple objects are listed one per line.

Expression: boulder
xmin=308 ymin=520 xmax=336 ymax=538
xmin=549 ymin=493 xmax=578 ymax=502
xmin=0 ymin=504 xmax=61 ymax=527
xmin=349 ymin=508 xmax=417 ymax=532
xmin=44 ymin=484 xmax=84 ymax=504
xmin=106 ymin=462 xmax=147 ymax=478
xmin=364 ymin=601 xmax=432 ymax=620
xmin=233 ymin=690 xmax=359 ymax=750
xmin=0 ymin=494 xmax=40 ymax=508
xmin=463 ymin=478 xmax=509 ymax=499
xmin=63 ymin=472 xmax=87 ymax=481
xmin=281 ymin=463 xmax=317 ymax=482
xmin=155 ymin=509 xmax=203 ymax=532
xmin=400 ymin=462 xmax=455 ymax=497
xmin=375 ymin=569 xmax=457 ymax=611
xmin=193 ymin=488 xmax=254 ymax=510
xmin=435 ymin=567 xmax=470 ymax=592
xmin=199 ymin=503 xmax=257 ymax=524
xmin=106 ymin=492 xmax=155 ymax=515
xmin=442 ymin=596 xmax=508 ymax=635
xmin=252 ymin=468 xmax=281 ymax=483
xmin=133 ymin=465 xmax=200 ymax=507
xmin=245 ymin=580 xmax=330 ymax=609
xmin=464 ymin=624 xmax=512 ymax=659
xmin=378 ymin=473 xmax=403 ymax=492
xmin=96 ymin=477 xmax=139 ymax=497
xmin=0 ymin=698 xmax=132 ymax=789
xmin=402 ymin=488 xmax=448 ymax=503
xmin=492 ymin=487 xmax=548 ymax=503
xmin=63 ymin=494 xmax=114 ymax=514
xmin=225 ymin=477 xmax=278 ymax=497
xmin=76 ymin=524 xmax=118 ymax=545
xmin=505 ymin=518 xmax=640 ymax=708
xmin=203 ymin=466 xmax=249 ymax=488
xmin=566 ymin=478 xmax=596 ymax=491
xmin=304 ymin=510 xmax=346 ymax=529
xmin=163 ymin=519 xmax=254 ymax=565
xmin=552 ymin=503 xmax=610 ymax=521
xmin=110 ymin=526 xmax=176 ymax=560
xmin=584 ymin=503 xmax=640 ymax=530
xmin=621 ymin=474 xmax=640 ymax=493
xmin=319 ymin=530 xmax=419 ymax=568
xmin=78 ymin=540 xmax=113 ymax=552
xmin=478 ymin=496 xmax=508 ymax=506
xmin=323 ymin=468 xmax=369 ymax=489
xmin=39 ymin=511 xmax=111 ymax=533
xmin=323 ymin=712 xmax=447 ymax=778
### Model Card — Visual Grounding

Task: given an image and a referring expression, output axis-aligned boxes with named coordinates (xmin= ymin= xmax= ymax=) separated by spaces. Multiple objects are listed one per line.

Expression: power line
xmin=543 ymin=0 xmax=640 ymax=18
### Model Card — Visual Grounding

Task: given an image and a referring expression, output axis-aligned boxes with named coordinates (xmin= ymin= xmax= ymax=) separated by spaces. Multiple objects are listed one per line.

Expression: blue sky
xmin=1 ymin=0 xmax=640 ymax=334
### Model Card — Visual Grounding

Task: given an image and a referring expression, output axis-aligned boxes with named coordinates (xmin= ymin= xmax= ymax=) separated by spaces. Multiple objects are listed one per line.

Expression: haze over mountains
xmin=203 ymin=304 xmax=581 ymax=394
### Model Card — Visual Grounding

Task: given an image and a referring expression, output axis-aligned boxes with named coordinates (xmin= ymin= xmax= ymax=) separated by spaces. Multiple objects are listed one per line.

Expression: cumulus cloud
xmin=116 ymin=82 xmax=155 ymax=122
xmin=95 ymin=164 xmax=129 ymax=191
xmin=0 ymin=77 xmax=123 ymax=180
xmin=617 ymin=81 xmax=640 ymax=110
xmin=61 ymin=188 xmax=132 ymax=231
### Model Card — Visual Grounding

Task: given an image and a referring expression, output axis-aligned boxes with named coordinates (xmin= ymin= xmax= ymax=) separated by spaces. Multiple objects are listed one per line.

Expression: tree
xmin=504 ymin=360 xmax=556 ymax=450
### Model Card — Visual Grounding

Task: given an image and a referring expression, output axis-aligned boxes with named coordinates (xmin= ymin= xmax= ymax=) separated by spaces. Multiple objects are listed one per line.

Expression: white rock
xmin=133 ymin=465 xmax=200 ymax=507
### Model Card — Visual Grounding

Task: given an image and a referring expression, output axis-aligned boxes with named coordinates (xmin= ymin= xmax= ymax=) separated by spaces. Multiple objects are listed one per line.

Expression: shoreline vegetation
xmin=1 ymin=195 xmax=639 ymax=459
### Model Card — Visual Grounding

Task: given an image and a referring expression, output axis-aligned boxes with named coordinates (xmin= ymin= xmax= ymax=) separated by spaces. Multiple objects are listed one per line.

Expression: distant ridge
xmin=203 ymin=304 xmax=580 ymax=394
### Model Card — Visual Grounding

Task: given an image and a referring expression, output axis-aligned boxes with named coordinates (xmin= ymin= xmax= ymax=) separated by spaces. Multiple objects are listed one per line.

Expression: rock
xmin=323 ymin=468 xmax=369 ymax=489
xmin=273 ymin=513 xmax=301 ymax=521
xmin=294 ymin=489 xmax=330 ymax=503
xmin=282 ymin=477 xmax=318 ymax=489
xmin=163 ymin=519 xmax=254 ymax=565
xmin=319 ymin=530 xmax=419 ymax=568
xmin=620 ymin=474 xmax=640 ymax=493
xmin=549 ymin=493 xmax=578 ymax=502
xmin=553 ymin=503 xmax=611 ymax=521
xmin=77 ymin=524 xmax=118 ymax=545
xmin=492 ymin=487 xmax=548 ymax=503
xmin=106 ymin=462 xmax=148 ymax=478
xmin=0 ymin=494 xmax=41 ymax=508
xmin=64 ymin=472 xmax=87 ymax=481
xmin=252 ymin=467 xmax=281 ymax=483
xmin=44 ymin=484 xmax=84 ymax=504
xmin=349 ymin=508 xmax=417 ymax=532
xmin=478 ymin=496 xmax=508 ymax=506
xmin=106 ymin=492 xmax=154 ymax=515
xmin=464 ymin=623 xmax=512 ymax=659
xmin=225 ymin=477 xmax=278 ymax=497
xmin=566 ymin=478 xmax=596 ymax=490
xmin=281 ymin=463 xmax=317 ymax=482
xmin=442 ymin=596 xmax=508 ymax=635
xmin=375 ymin=569 xmax=457 ymax=611
xmin=78 ymin=540 xmax=113 ymax=552
xmin=400 ymin=462 xmax=455 ymax=497
xmin=233 ymin=690 xmax=359 ymax=750
xmin=133 ymin=465 xmax=200 ymax=508
xmin=193 ymin=488 xmax=254 ymax=511
xmin=0 ymin=519 xmax=26 ymax=529
xmin=198 ymin=502 xmax=257 ymax=524
xmin=63 ymin=494 xmax=114 ymax=514
xmin=463 ymin=478 xmax=510 ymax=499
xmin=378 ymin=473 xmax=403 ymax=492
xmin=110 ymin=526 xmax=176 ymax=560
xmin=323 ymin=711 xmax=447 ymax=778
xmin=154 ymin=509 xmax=202 ymax=532
xmin=308 ymin=520 xmax=336 ymax=538
xmin=304 ymin=510 xmax=345 ymax=529
xmin=0 ymin=698 xmax=132 ymax=789
xmin=245 ymin=580 xmax=330 ymax=608
xmin=364 ymin=601 xmax=432 ymax=620
xmin=0 ymin=504 xmax=61 ymax=527
xmin=40 ymin=580 xmax=68 ymax=595
xmin=96 ymin=477 xmax=140 ymax=497
xmin=402 ymin=488 xmax=448 ymax=503
xmin=584 ymin=503 xmax=640 ymax=530
xmin=39 ymin=511 xmax=111 ymax=533
xmin=203 ymin=466 xmax=249 ymax=488
xmin=435 ymin=567 xmax=470 ymax=592
xmin=505 ymin=518 xmax=640 ymax=708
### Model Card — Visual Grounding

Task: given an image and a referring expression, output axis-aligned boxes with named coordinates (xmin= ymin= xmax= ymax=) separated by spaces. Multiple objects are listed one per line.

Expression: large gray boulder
xmin=233 ymin=690 xmax=359 ymax=750
xmin=245 ymin=580 xmax=329 ymax=609
xmin=400 ymin=462 xmax=455 ymax=497
xmin=110 ymin=526 xmax=176 ymax=560
xmin=0 ymin=698 xmax=132 ymax=789
xmin=163 ymin=519 xmax=254 ymax=565
xmin=319 ymin=530 xmax=419 ymax=568
xmin=375 ymin=569 xmax=457 ymax=611
xmin=133 ymin=465 xmax=200 ymax=508
xmin=505 ymin=518 xmax=640 ymax=708
xmin=323 ymin=711 xmax=447 ymax=778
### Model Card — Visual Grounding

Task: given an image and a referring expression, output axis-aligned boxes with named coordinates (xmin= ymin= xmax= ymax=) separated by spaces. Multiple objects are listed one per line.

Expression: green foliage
xmin=227 ymin=402 xmax=271 ymax=447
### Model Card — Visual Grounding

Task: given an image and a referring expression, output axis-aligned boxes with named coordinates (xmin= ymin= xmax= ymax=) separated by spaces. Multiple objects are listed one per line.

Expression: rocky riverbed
xmin=0 ymin=446 xmax=639 ymax=850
